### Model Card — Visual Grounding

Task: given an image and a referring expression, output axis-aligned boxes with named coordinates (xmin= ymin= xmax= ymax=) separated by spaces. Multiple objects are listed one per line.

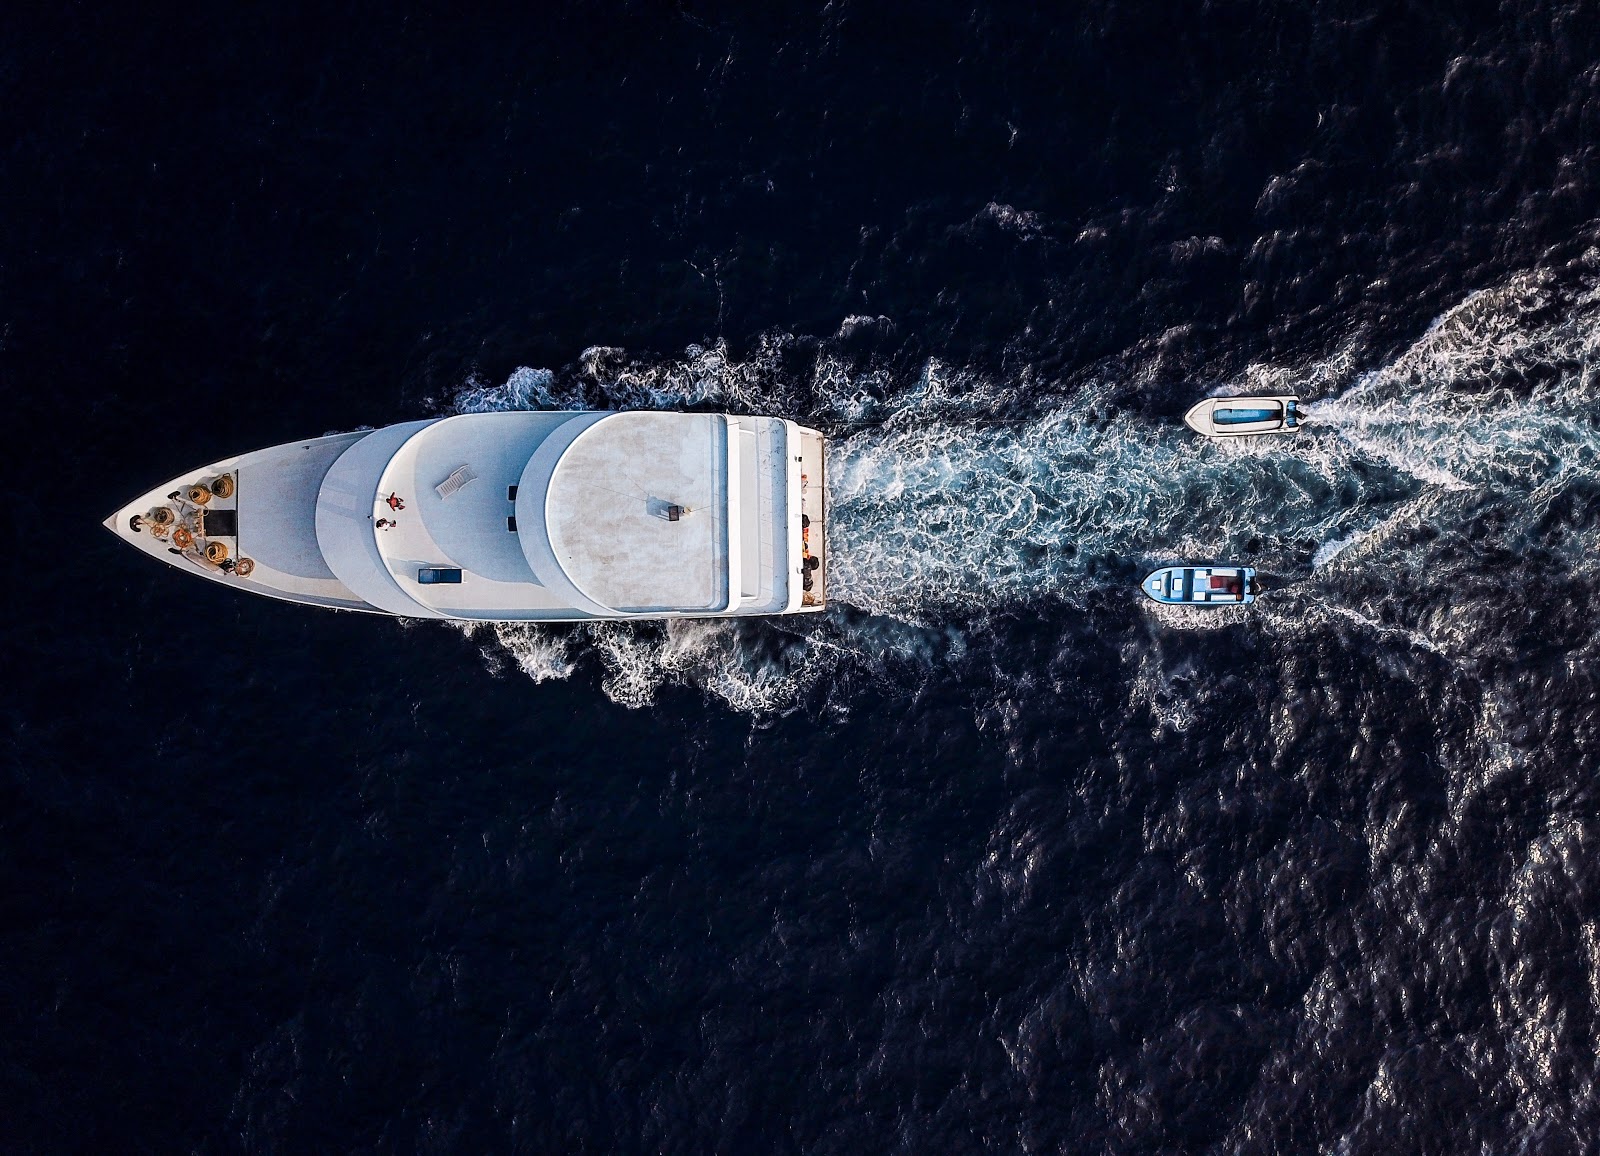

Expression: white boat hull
xmin=1183 ymin=395 xmax=1303 ymax=438
xmin=104 ymin=412 xmax=828 ymax=622
xmin=1141 ymin=565 xmax=1258 ymax=605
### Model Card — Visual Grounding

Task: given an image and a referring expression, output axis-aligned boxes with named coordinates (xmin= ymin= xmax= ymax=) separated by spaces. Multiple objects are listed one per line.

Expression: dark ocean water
xmin=5 ymin=3 xmax=1600 ymax=1152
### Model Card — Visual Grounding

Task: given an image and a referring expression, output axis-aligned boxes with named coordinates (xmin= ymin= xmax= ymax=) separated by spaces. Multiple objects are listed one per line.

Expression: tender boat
xmin=1141 ymin=565 xmax=1258 ymax=606
xmin=103 ymin=411 xmax=827 ymax=620
xmin=1183 ymin=395 xmax=1303 ymax=438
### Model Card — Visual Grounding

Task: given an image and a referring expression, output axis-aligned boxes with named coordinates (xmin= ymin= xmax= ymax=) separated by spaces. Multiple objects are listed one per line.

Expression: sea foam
xmin=448 ymin=263 xmax=1600 ymax=711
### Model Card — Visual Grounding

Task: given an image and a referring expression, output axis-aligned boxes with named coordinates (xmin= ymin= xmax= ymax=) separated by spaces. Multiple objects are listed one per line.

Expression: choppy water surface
xmin=7 ymin=3 xmax=1600 ymax=1152
xmin=445 ymin=269 xmax=1600 ymax=1151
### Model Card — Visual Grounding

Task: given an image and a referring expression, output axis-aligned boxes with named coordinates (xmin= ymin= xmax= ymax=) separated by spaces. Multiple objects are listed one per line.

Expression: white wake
xmin=446 ymin=262 xmax=1600 ymax=711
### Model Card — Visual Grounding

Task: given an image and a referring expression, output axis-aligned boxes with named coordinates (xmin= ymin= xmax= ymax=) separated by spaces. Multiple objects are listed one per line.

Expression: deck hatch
xmin=200 ymin=508 xmax=237 ymax=537
xmin=417 ymin=567 xmax=463 ymax=584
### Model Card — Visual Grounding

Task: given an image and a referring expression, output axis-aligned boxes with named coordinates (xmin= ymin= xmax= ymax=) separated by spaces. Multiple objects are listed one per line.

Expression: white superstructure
xmin=104 ymin=411 xmax=827 ymax=619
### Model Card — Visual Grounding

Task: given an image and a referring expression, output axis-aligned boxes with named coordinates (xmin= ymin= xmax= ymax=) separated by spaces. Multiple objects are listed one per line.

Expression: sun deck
xmin=543 ymin=412 xmax=729 ymax=613
xmin=374 ymin=412 xmax=589 ymax=619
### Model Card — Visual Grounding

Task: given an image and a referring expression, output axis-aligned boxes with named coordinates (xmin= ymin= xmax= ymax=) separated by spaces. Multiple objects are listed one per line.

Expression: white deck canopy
xmin=315 ymin=420 xmax=444 ymax=617
xmin=374 ymin=412 xmax=589 ymax=619
xmin=534 ymin=412 xmax=731 ymax=614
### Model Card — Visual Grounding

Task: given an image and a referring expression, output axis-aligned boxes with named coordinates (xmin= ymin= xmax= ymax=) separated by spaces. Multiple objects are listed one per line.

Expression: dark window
xmin=506 ymin=485 xmax=518 ymax=500
xmin=417 ymin=567 xmax=463 ymax=584
xmin=506 ymin=516 xmax=518 ymax=532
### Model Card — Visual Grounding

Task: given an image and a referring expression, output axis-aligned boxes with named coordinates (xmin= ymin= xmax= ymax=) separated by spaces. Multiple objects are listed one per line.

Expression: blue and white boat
xmin=1141 ymin=565 xmax=1258 ymax=606
xmin=1184 ymin=395 xmax=1303 ymax=438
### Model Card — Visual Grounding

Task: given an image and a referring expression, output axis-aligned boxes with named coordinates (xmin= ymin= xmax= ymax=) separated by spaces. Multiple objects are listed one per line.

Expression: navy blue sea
xmin=5 ymin=3 xmax=1600 ymax=1152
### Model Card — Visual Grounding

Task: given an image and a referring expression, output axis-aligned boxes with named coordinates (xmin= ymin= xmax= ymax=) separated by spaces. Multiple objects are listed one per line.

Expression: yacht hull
xmin=105 ymin=412 xmax=827 ymax=622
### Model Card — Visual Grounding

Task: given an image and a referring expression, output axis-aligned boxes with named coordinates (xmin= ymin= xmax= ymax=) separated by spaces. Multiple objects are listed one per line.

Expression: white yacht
xmin=1183 ymin=395 xmax=1304 ymax=438
xmin=1141 ymin=564 xmax=1258 ymax=606
xmin=103 ymin=411 xmax=827 ymax=620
